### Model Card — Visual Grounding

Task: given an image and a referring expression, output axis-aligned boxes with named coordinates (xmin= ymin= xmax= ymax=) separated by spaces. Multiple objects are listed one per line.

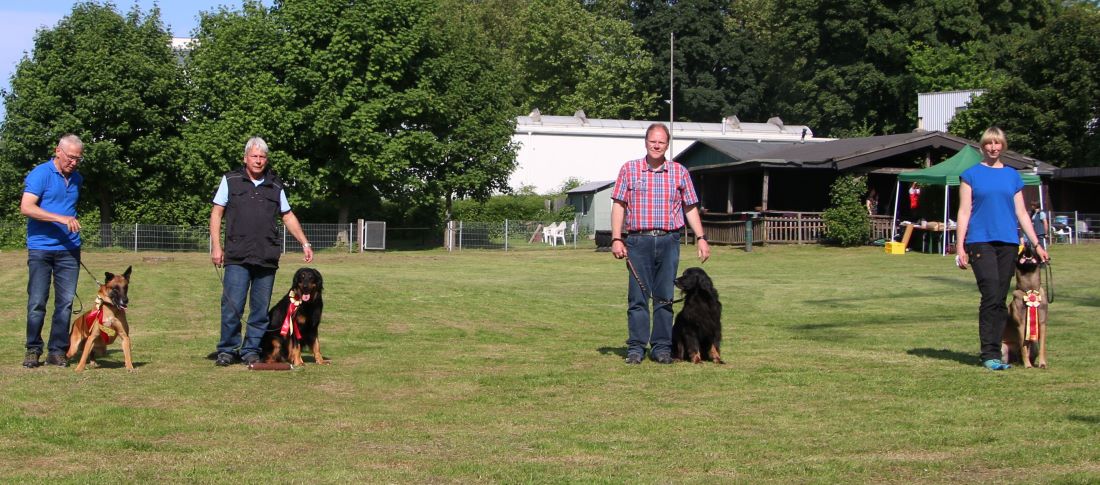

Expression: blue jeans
xmin=26 ymin=249 xmax=80 ymax=355
xmin=625 ymin=232 xmax=681 ymax=357
xmin=218 ymin=264 xmax=276 ymax=358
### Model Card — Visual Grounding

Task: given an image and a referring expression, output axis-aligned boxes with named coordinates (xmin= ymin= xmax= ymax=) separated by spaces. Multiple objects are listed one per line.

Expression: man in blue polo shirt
xmin=20 ymin=134 xmax=84 ymax=368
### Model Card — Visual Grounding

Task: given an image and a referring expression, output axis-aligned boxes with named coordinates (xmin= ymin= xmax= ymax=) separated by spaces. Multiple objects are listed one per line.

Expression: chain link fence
xmin=444 ymin=218 xmax=594 ymax=251
xmin=0 ymin=223 xmax=364 ymax=252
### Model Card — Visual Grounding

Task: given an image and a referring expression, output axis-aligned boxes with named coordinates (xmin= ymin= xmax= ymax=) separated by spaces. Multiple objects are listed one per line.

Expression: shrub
xmin=823 ymin=175 xmax=871 ymax=246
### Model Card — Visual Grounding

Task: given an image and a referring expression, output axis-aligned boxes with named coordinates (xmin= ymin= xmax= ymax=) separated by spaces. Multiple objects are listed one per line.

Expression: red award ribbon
xmin=1024 ymin=290 xmax=1041 ymax=342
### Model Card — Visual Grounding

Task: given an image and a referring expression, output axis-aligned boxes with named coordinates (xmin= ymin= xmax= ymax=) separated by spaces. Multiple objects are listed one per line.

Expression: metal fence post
xmin=504 ymin=219 xmax=509 ymax=251
xmin=134 ymin=223 xmax=138 ymax=251
xmin=282 ymin=225 xmax=287 ymax=254
xmin=745 ymin=217 xmax=753 ymax=252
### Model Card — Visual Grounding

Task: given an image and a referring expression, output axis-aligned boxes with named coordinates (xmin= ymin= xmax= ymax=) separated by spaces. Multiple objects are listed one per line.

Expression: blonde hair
xmin=979 ymin=126 xmax=1008 ymax=151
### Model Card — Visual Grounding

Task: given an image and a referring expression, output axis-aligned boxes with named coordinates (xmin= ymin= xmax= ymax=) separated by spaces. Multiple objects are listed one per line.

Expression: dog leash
xmin=625 ymin=258 xmax=683 ymax=306
xmin=70 ymin=260 xmax=105 ymax=314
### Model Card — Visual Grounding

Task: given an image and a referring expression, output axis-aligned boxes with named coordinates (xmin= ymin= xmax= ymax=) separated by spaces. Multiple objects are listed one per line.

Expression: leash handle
xmin=625 ymin=258 xmax=683 ymax=306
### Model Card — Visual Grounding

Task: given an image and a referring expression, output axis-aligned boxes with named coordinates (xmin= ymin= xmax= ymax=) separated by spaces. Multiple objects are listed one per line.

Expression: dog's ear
xmin=123 ymin=266 xmax=132 ymax=280
xmin=315 ymin=270 xmax=323 ymax=290
xmin=104 ymin=272 xmax=114 ymax=282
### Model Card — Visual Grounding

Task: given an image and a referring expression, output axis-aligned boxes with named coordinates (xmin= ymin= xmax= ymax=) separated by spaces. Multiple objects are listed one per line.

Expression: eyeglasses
xmin=59 ymin=148 xmax=83 ymax=163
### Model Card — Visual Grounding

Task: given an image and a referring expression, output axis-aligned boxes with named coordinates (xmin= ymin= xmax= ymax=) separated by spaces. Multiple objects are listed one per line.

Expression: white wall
xmin=510 ymin=132 xmax=700 ymax=194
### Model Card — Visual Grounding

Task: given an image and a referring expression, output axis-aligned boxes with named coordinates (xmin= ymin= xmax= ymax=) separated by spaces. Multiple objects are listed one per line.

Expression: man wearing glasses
xmin=209 ymin=137 xmax=313 ymax=367
xmin=20 ymin=134 xmax=84 ymax=368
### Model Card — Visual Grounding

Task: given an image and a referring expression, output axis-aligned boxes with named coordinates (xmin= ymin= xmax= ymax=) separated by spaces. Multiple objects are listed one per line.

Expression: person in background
xmin=209 ymin=137 xmax=313 ymax=367
xmin=1028 ymin=201 xmax=1048 ymax=249
xmin=865 ymin=187 xmax=879 ymax=216
xmin=955 ymin=127 xmax=1048 ymax=371
xmin=20 ymin=134 xmax=84 ymax=368
xmin=610 ymin=123 xmax=710 ymax=365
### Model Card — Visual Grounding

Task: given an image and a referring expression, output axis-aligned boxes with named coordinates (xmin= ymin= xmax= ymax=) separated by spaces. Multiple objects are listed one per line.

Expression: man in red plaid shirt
xmin=610 ymin=123 xmax=710 ymax=365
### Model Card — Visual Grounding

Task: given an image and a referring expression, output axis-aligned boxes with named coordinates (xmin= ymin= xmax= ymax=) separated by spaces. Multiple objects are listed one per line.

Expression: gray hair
xmin=57 ymin=134 xmax=83 ymax=151
xmin=244 ymin=136 xmax=269 ymax=156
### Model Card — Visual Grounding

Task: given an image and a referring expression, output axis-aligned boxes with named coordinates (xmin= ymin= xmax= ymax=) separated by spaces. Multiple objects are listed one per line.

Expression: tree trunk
xmin=98 ymin=191 xmax=113 ymax=248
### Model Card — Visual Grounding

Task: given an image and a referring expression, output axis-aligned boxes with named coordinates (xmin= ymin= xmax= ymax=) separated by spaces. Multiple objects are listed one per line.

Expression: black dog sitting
xmin=671 ymin=267 xmax=724 ymax=364
xmin=262 ymin=267 xmax=326 ymax=366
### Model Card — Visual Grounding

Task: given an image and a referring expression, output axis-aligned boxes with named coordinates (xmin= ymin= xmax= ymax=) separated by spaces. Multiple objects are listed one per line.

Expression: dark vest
xmin=223 ymin=167 xmax=285 ymax=268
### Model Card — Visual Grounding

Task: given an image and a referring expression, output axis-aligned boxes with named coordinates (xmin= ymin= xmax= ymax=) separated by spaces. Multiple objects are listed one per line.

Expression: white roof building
xmin=511 ymin=110 xmax=822 ymax=194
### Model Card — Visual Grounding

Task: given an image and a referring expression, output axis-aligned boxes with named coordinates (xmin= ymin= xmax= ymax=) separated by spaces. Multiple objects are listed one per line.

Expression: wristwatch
xmin=303 ymin=243 xmax=312 ymax=248
xmin=697 ymin=234 xmax=707 ymax=241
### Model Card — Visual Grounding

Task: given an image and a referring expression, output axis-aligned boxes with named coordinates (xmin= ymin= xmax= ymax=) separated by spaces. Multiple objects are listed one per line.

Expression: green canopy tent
xmin=890 ymin=145 xmax=1043 ymax=255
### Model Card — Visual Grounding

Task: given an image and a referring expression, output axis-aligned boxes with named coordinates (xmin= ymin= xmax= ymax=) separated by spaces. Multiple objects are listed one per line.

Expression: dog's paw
xmin=1037 ymin=360 xmax=1048 ymax=369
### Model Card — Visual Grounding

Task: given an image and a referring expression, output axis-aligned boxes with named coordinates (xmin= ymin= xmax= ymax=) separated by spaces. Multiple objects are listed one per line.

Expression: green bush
xmin=451 ymin=194 xmax=569 ymax=223
xmin=823 ymin=175 xmax=871 ymax=246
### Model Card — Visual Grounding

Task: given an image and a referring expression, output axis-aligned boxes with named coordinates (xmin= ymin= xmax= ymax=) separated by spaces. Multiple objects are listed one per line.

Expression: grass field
xmin=1 ymin=244 xmax=1098 ymax=483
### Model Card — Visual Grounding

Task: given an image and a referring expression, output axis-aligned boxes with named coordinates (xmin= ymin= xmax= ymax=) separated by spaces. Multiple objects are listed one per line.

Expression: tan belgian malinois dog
xmin=1003 ymin=247 xmax=1047 ymax=368
xmin=68 ymin=266 xmax=133 ymax=372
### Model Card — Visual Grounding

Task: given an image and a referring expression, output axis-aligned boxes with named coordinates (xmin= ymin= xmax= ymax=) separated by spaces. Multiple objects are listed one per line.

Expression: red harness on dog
xmin=280 ymin=293 xmax=303 ymax=340
xmin=1024 ymin=290 xmax=1041 ymax=342
xmin=83 ymin=297 xmax=119 ymax=345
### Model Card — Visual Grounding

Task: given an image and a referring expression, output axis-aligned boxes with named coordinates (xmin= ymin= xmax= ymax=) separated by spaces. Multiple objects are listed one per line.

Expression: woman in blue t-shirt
xmin=955 ymin=127 xmax=1049 ymax=371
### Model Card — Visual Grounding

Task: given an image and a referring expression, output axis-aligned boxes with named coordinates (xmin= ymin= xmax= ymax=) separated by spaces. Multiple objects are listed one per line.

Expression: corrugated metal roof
xmin=681 ymin=131 xmax=1056 ymax=174
xmin=567 ymin=180 xmax=615 ymax=193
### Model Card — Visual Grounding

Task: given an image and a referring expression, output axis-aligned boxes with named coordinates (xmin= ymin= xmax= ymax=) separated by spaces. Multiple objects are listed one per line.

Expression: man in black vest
xmin=209 ymin=137 xmax=313 ymax=366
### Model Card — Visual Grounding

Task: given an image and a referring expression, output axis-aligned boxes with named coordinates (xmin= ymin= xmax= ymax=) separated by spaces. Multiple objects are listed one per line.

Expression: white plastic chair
xmin=1052 ymin=225 xmax=1073 ymax=244
xmin=542 ymin=223 xmax=556 ymax=244
xmin=550 ymin=221 xmax=567 ymax=246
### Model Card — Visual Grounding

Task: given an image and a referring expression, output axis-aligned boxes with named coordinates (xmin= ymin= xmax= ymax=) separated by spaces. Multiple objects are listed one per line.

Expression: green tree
xmin=950 ymin=3 xmax=1100 ymax=168
xmin=0 ymin=2 xmax=186 ymax=225
xmin=823 ymin=174 xmax=870 ymax=246
xmin=179 ymin=1 xmax=305 ymax=225
xmin=629 ymin=0 xmax=768 ymax=122
xmin=516 ymin=0 xmax=658 ymax=119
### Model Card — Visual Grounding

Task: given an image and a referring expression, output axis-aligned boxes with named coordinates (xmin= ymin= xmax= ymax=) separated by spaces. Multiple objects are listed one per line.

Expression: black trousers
xmin=966 ymin=242 xmax=1017 ymax=362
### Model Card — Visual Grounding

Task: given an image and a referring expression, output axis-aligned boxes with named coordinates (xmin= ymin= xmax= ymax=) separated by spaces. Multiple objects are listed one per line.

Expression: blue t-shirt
xmin=960 ymin=163 xmax=1023 ymax=244
xmin=24 ymin=159 xmax=82 ymax=250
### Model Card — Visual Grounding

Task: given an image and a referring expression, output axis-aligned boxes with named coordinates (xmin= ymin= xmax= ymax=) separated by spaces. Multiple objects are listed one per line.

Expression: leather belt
xmin=628 ymin=229 xmax=676 ymax=236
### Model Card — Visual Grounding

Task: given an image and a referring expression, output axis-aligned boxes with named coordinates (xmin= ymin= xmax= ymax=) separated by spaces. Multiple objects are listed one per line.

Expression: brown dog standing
xmin=68 ymin=266 xmax=133 ymax=372
xmin=1004 ymin=247 xmax=1047 ymax=368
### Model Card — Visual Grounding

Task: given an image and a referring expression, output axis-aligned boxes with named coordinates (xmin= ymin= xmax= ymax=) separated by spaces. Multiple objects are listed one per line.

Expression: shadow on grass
xmin=906 ymin=347 xmax=973 ymax=365
xmin=87 ymin=359 xmax=148 ymax=369
xmin=597 ymin=346 xmax=628 ymax=358
xmin=1067 ymin=414 xmax=1100 ymax=425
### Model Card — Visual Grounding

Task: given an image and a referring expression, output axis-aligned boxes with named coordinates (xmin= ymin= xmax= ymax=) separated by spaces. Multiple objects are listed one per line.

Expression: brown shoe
xmin=44 ymin=353 xmax=69 ymax=367
xmin=23 ymin=350 xmax=41 ymax=368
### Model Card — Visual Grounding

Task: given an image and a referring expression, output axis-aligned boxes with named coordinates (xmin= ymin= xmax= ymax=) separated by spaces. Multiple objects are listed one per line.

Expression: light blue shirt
xmin=212 ymin=175 xmax=291 ymax=212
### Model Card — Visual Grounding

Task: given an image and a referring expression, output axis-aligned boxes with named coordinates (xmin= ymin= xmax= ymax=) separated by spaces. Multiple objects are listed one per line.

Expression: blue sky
xmin=0 ymin=1 xmax=255 ymax=121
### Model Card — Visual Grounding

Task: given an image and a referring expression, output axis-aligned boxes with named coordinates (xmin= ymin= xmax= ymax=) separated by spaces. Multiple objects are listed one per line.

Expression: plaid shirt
xmin=611 ymin=157 xmax=699 ymax=232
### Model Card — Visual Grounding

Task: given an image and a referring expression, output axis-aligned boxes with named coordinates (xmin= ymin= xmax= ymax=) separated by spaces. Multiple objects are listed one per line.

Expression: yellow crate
xmin=884 ymin=241 xmax=906 ymax=254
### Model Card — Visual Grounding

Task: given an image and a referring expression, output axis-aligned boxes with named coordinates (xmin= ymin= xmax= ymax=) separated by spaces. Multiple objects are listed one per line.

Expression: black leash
xmin=71 ymin=260 xmax=104 ymax=315
xmin=1044 ymin=260 xmax=1055 ymax=303
xmin=625 ymin=257 xmax=683 ymax=306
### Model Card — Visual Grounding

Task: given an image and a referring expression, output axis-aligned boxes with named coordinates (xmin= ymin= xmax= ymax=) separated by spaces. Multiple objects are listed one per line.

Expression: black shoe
xmin=45 ymin=353 xmax=68 ymax=367
xmin=241 ymin=353 xmax=260 ymax=366
xmin=215 ymin=352 xmax=235 ymax=367
xmin=625 ymin=353 xmax=643 ymax=365
xmin=653 ymin=353 xmax=673 ymax=364
xmin=23 ymin=350 xmax=41 ymax=368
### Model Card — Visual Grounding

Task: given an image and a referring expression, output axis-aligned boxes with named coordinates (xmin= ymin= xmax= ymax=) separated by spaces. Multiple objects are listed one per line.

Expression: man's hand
xmin=611 ymin=239 xmax=627 ymax=259
xmin=63 ymin=216 xmax=81 ymax=234
xmin=697 ymin=239 xmax=710 ymax=263
xmin=303 ymin=245 xmax=314 ymax=263
xmin=211 ymin=247 xmax=224 ymax=267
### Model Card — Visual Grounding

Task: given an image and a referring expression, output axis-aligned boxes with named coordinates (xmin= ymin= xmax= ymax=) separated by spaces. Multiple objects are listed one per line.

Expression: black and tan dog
xmin=671 ymin=267 xmax=724 ymax=364
xmin=1003 ymin=246 xmax=1048 ymax=368
xmin=261 ymin=267 xmax=326 ymax=366
xmin=67 ymin=266 xmax=133 ymax=372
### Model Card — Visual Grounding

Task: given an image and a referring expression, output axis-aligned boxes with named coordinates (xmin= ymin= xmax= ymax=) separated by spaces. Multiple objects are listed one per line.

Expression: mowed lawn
xmin=0 ymin=244 xmax=1098 ymax=483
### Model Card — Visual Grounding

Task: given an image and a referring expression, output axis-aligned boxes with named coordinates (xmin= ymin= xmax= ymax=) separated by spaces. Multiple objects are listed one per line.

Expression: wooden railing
xmin=698 ymin=212 xmax=896 ymax=246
